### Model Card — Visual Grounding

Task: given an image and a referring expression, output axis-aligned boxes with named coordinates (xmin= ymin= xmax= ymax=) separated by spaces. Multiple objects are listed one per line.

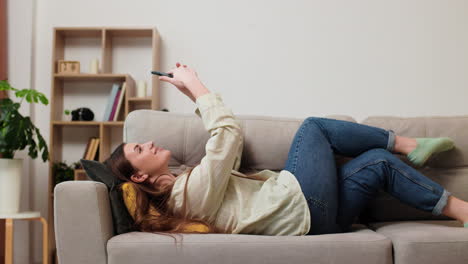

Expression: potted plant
xmin=53 ymin=161 xmax=80 ymax=186
xmin=0 ymin=80 xmax=49 ymax=214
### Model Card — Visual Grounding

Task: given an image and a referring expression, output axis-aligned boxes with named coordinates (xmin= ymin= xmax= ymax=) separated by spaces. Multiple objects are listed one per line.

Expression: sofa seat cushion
xmin=369 ymin=220 xmax=468 ymax=264
xmin=107 ymin=224 xmax=392 ymax=264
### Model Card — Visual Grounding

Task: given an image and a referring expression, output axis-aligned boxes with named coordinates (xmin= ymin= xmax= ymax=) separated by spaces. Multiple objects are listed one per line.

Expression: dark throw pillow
xmin=80 ymin=159 xmax=137 ymax=235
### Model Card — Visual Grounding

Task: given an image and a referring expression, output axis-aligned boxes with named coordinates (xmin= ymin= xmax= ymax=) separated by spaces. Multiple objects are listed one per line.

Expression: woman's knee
xmin=359 ymin=148 xmax=395 ymax=161
xmin=302 ymin=117 xmax=328 ymax=132
xmin=305 ymin=116 xmax=324 ymax=125
xmin=340 ymin=148 xmax=393 ymax=177
xmin=297 ymin=117 xmax=325 ymax=135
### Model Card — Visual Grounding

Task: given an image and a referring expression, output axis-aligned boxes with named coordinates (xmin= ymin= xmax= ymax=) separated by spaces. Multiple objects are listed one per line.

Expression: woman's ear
xmin=130 ymin=172 xmax=149 ymax=183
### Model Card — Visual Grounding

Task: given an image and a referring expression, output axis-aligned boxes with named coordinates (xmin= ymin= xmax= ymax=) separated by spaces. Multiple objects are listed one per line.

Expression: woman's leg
xmin=336 ymin=148 xmax=452 ymax=232
xmin=283 ymin=117 xmax=396 ymax=235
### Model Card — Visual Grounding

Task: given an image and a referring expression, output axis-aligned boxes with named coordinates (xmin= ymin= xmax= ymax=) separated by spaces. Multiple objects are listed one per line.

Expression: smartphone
xmin=151 ymin=71 xmax=173 ymax=78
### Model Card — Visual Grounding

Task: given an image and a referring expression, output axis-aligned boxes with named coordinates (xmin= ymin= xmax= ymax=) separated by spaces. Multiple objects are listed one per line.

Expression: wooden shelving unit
xmin=47 ymin=27 xmax=161 ymax=263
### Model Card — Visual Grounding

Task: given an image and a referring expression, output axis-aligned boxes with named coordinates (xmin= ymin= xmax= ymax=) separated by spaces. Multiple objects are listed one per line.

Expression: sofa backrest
xmin=124 ymin=110 xmax=355 ymax=170
xmin=124 ymin=110 xmax=468 ymax=223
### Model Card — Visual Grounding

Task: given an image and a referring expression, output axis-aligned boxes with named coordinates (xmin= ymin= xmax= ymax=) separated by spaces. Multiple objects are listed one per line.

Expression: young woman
xmin=105 ymin=62 xmax=468 ymax=237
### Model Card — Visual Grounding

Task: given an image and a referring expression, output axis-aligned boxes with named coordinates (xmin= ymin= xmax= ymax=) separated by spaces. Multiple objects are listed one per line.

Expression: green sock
xmin=407 ymin=137 xmax=454 ymax=167
xmin=465 ymin=222 xmax=468 ymax=228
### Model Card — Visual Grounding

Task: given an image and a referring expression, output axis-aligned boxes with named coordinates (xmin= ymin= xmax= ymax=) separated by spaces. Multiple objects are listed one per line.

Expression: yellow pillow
xmin=121 ymin=182 xmax=209 ymax=233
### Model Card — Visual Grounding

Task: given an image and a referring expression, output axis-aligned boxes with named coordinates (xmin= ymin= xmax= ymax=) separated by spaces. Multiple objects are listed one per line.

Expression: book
xmin=82 ymin=137 xmax=93 ymax=159
xmin=85 ymin=138 xmax=96 ymax=160
xmin=112 ymin=82 xmax=126 ymax=121
xmin=88 ymin=138 xmax=100 ymax=161
xmin=93 ymin=138 xmax=100 ymax=160
xmin=95 ymin=141 xmax=100 ymax=161
xmin=102 ymin=83 xmax=121 ymax=121
xmin=108 ymin=84 xmax=122 ymax=121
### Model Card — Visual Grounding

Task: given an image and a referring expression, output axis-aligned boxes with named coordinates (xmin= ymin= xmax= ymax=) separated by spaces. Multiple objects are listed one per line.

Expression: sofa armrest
xmin=54 ymin=181 xmax=114 ymax=264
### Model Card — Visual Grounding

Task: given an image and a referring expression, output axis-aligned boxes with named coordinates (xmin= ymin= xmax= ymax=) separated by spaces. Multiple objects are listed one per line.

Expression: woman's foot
xmin=407 ymin=137 xmax=455 ymax=167
xmin=441 ymin=196 xmax=468 ymax=227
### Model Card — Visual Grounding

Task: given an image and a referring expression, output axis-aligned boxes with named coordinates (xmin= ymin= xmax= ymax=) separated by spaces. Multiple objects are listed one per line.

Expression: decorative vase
xmin=90 ymin=58 xmax=99 ymax=74
xmin=137 ymin=80 xmax=147 ymax=97
xmin=0 ymin=158 xmax=23 ymax=214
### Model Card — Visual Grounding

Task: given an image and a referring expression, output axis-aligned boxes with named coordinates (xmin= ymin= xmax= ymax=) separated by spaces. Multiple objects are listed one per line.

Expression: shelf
xmin=105 ymin=28 xmax=154 ymax=37
xmin=52 ymin=121 xmax=100 ymax=126
xmin=54 ymin=73 xmax=129 ymax=81
xmin=55 ymin=27 xmax=154 ymax=37
xmin=128 ymin=97 xmax=152 ymax=102
xmin=102 ymin=121 xmax=124 ymax=126
xmin=52 ymin=121 xmax=124 ymax=126
xmin=55 ymin=28 xmax=102 ymax=37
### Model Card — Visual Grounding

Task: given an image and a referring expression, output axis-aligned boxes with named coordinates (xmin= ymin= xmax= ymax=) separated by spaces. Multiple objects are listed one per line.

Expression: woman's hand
xmin=158 ymin=62 xmax=210 ymax=102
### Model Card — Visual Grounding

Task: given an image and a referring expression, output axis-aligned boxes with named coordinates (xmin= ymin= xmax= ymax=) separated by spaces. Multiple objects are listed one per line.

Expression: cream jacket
xmin=168 ymin=93 xmax=310 ymax=236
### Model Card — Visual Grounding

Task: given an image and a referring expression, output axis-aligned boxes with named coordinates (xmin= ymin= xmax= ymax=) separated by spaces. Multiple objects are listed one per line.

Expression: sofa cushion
xmin=120 ymin=182 xmax=209 ymax=233
xmin=80 ymin=159 xmax=137 ymax=235
xmin=107 ymin=224 xmax=392 ymax=264
xmin=368 ymin=220 xmax=468 ymax=264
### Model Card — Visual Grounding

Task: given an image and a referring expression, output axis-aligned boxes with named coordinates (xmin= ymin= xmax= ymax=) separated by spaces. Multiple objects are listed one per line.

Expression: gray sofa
xmin=54 ymin=110 xmax=468 ymax=264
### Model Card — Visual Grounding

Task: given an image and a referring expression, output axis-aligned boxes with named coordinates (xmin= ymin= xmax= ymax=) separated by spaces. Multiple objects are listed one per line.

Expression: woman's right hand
xmin=158 ymin=62 xmax=210 ymax=102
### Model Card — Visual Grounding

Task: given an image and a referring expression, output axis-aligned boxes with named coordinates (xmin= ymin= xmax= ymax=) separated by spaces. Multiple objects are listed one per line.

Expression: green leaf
xmin=25 ymin=92 xmax=32 ymax=103
xmin=0 ymin=80 xmax=9 ymax=90
xmin=15 ymin=89 xmax=27 ymax=98
xmin=28 ymin=139 xmax=37 ymax=159
xmin=17 ymin=118 xmax=27 ymax=150
xmin=38 ymin=94 xmax=49 ymax=105
xmin=12 ymin=103 xmax=20 ymax=111
xmin=35 ymin=127 xmax=49 ymax=162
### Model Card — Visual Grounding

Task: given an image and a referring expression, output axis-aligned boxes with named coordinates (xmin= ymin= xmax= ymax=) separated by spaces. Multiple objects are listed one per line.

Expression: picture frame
xmin=57 ymin=60 xmax=80 ymax=74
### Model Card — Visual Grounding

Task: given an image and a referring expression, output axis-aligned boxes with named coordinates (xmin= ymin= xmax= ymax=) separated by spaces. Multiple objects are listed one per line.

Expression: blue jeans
xmin=283 ymin=117 xmax=452 ymax=235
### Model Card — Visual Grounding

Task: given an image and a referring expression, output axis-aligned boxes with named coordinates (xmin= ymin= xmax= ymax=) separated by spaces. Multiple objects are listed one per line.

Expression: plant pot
xmin=0 ymin=158 xmax=23 ymax=214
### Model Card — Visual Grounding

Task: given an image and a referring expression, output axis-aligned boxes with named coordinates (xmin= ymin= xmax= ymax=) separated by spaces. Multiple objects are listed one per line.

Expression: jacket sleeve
xmin=185 ymin=92 xmax=243 ymax=221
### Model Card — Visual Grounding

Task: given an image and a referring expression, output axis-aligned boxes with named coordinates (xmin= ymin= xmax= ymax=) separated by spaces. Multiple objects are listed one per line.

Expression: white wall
xmin=8 ymin=0 xmax=468 ymax=263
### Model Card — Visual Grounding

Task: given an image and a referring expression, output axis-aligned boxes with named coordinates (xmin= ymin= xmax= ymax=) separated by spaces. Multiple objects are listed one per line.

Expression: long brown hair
xmin=104 ymin=143 xmax=223 ymax=247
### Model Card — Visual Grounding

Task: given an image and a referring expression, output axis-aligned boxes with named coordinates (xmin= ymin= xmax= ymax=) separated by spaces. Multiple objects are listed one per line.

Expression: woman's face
xmin=123 ymin=141 xmax=173 ymax=186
